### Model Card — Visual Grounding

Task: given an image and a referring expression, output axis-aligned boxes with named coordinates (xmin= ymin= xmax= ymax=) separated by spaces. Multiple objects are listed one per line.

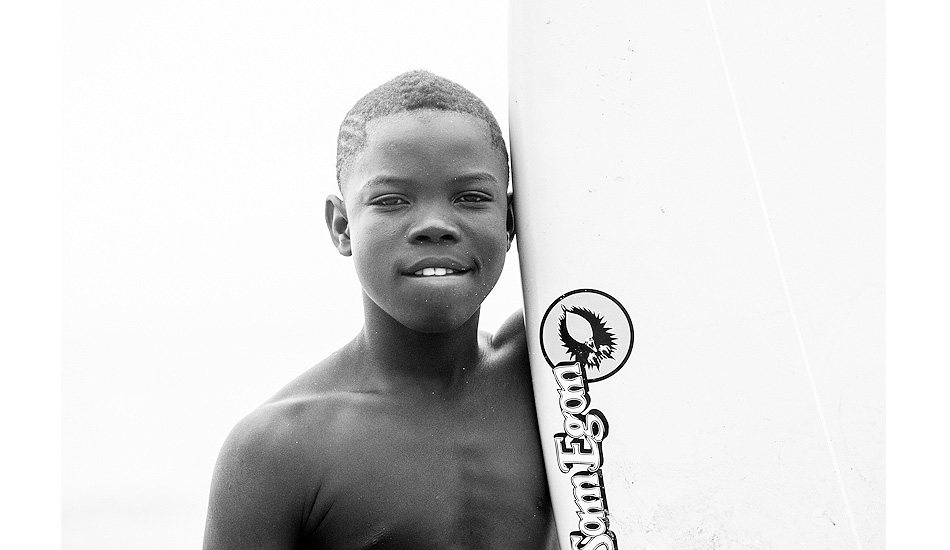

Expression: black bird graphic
xmin=558 ymin=306 xmax=617 ymax=371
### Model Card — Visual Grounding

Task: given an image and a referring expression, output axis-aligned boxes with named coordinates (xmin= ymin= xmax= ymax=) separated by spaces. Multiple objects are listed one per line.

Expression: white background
xmin=1 ymin=1 xmax=943 ymax=549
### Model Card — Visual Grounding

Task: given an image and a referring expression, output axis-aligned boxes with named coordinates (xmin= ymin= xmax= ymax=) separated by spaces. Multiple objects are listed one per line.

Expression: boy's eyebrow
xmin=451 ymin=172 xmax=500 ymax=185
xmin=363 ymin=172 xmax=500 ymax=188
xmin=362 ymin=175 xmax=416 ymax=188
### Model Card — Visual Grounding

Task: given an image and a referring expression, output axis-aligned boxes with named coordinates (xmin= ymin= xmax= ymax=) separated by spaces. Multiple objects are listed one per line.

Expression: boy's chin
xmin=362 ymin=288 xmax=488 ymax=334
xmin=398 ymin=310 xmax=479 ymax=334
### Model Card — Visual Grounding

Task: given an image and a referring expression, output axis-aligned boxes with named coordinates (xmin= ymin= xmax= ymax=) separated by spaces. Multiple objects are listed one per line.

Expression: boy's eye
xmin=455 ymin=192 xmax=492 ymax=204
xmin=370 ymin=195 xmax=408 ymax=207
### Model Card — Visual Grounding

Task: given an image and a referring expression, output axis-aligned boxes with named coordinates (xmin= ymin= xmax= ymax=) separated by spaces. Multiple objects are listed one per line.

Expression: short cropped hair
xmin=336 ymin=70 xmax=509 ymax=187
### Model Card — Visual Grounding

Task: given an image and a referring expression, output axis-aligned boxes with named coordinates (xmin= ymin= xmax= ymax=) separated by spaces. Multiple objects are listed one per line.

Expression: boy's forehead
xmin=364 ymin=109 xmax=492 ymax=146
xmin=342 ymin=110 xmax=507 ymax=194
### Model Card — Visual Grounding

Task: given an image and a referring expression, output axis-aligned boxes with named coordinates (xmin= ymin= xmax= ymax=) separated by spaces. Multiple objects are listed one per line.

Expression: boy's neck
xmin=356 ymin=295 xmax=482 ymax=392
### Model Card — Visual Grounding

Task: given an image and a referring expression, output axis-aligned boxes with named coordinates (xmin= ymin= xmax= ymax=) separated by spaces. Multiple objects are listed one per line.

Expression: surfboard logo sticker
xmin=540 ymin=289 xmax=634 ymax=383
xmin=538 ymin=289 xmax=632 ymax=549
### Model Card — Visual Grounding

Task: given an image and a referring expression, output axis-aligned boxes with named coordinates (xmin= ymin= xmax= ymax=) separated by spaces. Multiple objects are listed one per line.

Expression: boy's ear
xmin=325 ymin=195 xmax=352 ymax=257
xmin=506 ymin=192 xmax=516 ymax=251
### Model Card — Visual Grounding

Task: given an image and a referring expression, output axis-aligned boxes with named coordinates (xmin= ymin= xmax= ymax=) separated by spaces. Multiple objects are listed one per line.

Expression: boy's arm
xmin=203 ymin=407 xmax=308 ymax=550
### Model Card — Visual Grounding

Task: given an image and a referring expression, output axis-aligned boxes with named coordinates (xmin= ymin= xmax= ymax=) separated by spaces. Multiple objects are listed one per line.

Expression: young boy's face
xmin=329 ymin=109 xmax=512 ymax=333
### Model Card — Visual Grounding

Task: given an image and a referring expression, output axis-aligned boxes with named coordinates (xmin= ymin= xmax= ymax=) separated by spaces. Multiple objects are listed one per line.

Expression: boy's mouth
xmin=405 ymin=257 xmax=473 ymax=277
xmin=413 ymin=267 xmax=463 ymax=277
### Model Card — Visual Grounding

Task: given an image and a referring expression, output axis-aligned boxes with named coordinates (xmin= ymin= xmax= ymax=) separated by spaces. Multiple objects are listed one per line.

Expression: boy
xmin=203 ymin=71 xmax=555 ymax=549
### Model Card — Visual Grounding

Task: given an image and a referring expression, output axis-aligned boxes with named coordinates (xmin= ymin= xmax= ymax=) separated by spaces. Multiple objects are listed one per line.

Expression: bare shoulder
xmin=204 ymin=400 xmax=313 ymax=549
xmin=231 ymin=347 xmax=352 ymax=447
xmin=213 ymin=339 xmax=379 ymax=485
xmin=489 ymin=308 xmax=528 ymax=354
xmin=221 ymin=395 xmax=321 ymax=469
xmin=203 ymin=348 xmax=360 ymax=549
xmin=482 ymin=309 xmax=530 ymax=380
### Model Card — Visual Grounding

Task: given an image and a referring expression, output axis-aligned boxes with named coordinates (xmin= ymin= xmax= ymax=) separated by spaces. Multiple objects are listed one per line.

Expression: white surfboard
xmin=510 ymin=2 xmax=881 ymax=549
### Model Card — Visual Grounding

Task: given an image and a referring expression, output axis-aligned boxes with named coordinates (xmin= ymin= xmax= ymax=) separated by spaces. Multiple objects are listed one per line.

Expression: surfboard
xmin=509 ymin=2 xmax=881 ymax=549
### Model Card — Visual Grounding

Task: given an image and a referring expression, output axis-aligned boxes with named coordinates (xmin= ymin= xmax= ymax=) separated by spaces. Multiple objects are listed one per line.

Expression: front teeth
xmin=414 ymin=267 xmax=457 ymax=277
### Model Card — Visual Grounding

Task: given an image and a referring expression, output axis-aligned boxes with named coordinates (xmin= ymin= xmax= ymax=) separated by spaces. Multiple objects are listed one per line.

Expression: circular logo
xmin=539 ymin=288 xmax=634 ymax=383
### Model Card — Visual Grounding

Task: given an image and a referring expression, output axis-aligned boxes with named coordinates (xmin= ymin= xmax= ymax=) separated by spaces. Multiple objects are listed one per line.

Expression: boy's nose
xmin=407 ymin=215 xmax=461 ymax=244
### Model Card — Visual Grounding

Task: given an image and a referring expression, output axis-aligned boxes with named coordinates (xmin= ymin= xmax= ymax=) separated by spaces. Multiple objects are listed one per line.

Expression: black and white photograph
xmin=9 ymin=0 xmax=916 ymax=547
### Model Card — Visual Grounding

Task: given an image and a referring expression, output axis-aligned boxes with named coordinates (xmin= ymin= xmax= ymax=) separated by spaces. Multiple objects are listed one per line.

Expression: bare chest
xmin=299 ymin=384 xmax=552 ymax=549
